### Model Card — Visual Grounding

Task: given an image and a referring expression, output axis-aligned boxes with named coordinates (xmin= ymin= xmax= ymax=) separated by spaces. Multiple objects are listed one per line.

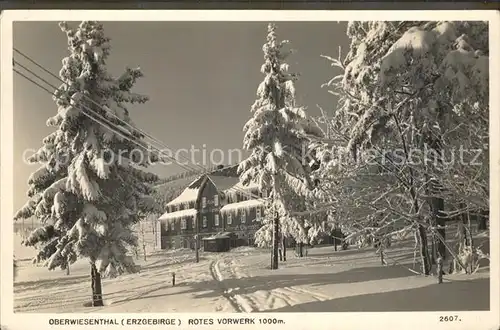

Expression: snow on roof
xmin=166 ymin=187 xmax=200 ymax=207
xmin=230 ymin=181 xmax=259 ymax=191
xmin=163 ymin=166 xmax=260 ymax=208
xmin=220 ymin=199 xmax=264 ymax=215
xmin=223 ymin=181 xmax=260 ymax=199
xmin=159 ymin=208 xmax=198 ymax=222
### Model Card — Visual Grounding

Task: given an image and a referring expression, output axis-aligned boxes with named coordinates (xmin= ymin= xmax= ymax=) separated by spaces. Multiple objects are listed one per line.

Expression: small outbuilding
xmin=202 ymin=232 xmax=236 ymax=252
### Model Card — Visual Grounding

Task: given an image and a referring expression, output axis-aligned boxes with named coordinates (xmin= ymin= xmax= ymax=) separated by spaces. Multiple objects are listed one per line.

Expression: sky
xmin=12 ymin=21 xmax=349 ymax=211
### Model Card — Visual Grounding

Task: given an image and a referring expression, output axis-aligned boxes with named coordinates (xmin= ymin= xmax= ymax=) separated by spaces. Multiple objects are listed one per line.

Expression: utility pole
xmin=195 ymin=210 xmax=200 ymax=263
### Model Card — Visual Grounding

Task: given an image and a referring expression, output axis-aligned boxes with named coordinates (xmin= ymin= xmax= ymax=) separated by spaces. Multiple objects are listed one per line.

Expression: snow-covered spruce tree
xmin=238 ymin=23 xmax=323 ymax=269
xmin=13 ymin=21 xmax=159 ymax=306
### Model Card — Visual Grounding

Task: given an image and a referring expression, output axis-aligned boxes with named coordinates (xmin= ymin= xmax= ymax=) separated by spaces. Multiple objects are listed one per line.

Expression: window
xmin=227 ymin=214 xmax=232 ymax=225
xmin=181 ymin=219 xmax=187 ymax=229
xmin=214 ymin=194 xmax=219 ymax=206
xmin=170 ymin=221 xmax=175 ymax=231
xmin=256 ymin=208 xmax=261 ymax=220
xmin=176 ymin=205 xmax=180 ymax=211
xmin=202 ymin=197 xmax=207 ymax=208
xmin=214 ymin=214 xmax=220 ymax=226
xmin=241 ymin=210 xmax=246 ymax=223
xmin=202 ymin=216 xmax=207 ymax=228
xmin=192 ymin=218 xmax=196 ymax=229
xmin=262 ymin=190 xmax=268 ymax=198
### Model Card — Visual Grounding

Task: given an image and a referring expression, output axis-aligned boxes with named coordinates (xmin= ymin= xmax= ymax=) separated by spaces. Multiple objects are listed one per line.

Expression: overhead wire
xmin=13 ymin=49 xmax=268 ymax=203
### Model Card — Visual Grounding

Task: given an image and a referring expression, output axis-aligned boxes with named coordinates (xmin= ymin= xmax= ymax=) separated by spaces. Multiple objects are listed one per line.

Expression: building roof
xmin=207 ymin=175 xmax=240 ymax=192
xmin=159 ymin=208 xmax=198 ymax=222
xmin=225 ymin=181 xmax=260 ymax=197
xmin=220 ymin=199 xmax=264 ymax=215
xmin=162 ymin=164 xmax=264 ymax=212
xmin=165 ymin=186 xmax=200 ymax=207
xmin=164 ymin=166 xmax=238 ymax=208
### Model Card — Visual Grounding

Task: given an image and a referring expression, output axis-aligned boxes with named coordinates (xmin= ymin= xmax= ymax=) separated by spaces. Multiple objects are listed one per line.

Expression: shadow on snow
xmin=263 ymin=277 xmax=490 ymax=312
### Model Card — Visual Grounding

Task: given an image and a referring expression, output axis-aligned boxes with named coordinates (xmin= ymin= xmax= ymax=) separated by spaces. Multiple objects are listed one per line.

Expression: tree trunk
xmin=66 ymin=262 xmax=70 ymax=275
xmin=143 ymin=244 xmax=147 ymax=261
xmin=417 ymin=225 xmax=431 ymax=275
xmin=461 ymin=207 xmax=471 ymax=247
xmin=153 ymin=221 xmax=157 ymax=249
xmin=430 ymin=237 xmax=437 ymax=265
xmin=90 ymin=263 xmax=104 ymax=307
xmin=334 ymin=231 xmax=338 ymax=251
xmin=468 ymin=212 xmax=475 ymax=274
xmin=298 ymin=242 xmax=304 ymax=257
xmin=271 ymin=211 xmax=279 ymax=270
xmin=283 ymin=236 xmax=287 ymax=262
xmin=478 ymin=210 xmax=488 ymax=230
xmin=431 ymin=196 xmax=446 ymax=260
xmin=425 ymin=134 xmax=446 ymax=262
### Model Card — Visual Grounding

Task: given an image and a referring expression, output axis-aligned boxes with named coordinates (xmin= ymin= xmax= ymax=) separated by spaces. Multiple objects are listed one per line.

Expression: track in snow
xmin=209 ymin=259 xmax=247 ymax=312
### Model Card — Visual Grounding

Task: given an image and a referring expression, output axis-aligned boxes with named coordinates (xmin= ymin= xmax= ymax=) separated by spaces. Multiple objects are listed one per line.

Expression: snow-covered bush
xmin=315 ymin=21 xmax=489 ymax=275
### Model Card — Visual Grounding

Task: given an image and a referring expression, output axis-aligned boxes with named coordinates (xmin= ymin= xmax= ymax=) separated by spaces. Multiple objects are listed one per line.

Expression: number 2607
xmin=439 ymin=315 xmax=460 ymax=322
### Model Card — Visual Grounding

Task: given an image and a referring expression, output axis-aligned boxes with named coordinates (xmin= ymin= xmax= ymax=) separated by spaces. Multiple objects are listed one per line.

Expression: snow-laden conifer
xmin=14 ymin=21 xmax=159 ymax=305
xmin=238 ymin=23 xmax=322 ymax=268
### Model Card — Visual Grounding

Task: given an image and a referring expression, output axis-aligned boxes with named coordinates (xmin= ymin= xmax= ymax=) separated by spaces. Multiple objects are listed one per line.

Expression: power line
xmin=13 ymin=64 xmax=195 ymax=175
xmin=13 ymin=51 xmax=268 ymax=203
xmin=14 ymin=47 xmax=211 ymax=175
xmin=15 ymin=46 xmax=262 ymax=203
xmin=13 ymin=67 xmax=165 ymax=218
xmin=14 ymin=47 xmax=266 ymax=202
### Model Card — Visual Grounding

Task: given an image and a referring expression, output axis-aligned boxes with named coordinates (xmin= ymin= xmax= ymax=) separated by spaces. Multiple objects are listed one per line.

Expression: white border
xmin=1 ymin=10 xmax=499 ymax=330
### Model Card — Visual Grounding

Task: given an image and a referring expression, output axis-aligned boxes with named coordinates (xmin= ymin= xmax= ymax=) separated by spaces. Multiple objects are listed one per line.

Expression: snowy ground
xmin=14 ymin=233 xmax=490 ymax=313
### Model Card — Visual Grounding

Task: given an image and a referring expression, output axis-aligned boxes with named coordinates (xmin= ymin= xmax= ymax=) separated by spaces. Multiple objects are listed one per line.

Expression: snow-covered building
xmin=157 ymin=165 xmax=266 ymax=250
